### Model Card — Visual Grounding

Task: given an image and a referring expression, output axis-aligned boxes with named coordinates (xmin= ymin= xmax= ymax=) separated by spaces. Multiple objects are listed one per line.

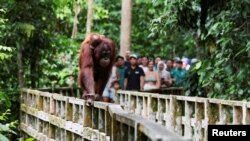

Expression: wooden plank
xmin=20 ymin=123 xmax=55 ymax=141
xmin=194 ymin=102 xmax=204 ymax=141
xmin=66 ymin=98 xmax=72 ymax=121
xmin=39 ymin=91 xmax=53 ymax=97
xmin=209 ymin=99 xmax=244 ymax=107
xmin=219 ymin=105 xmax=231 ymax=124
xmin=83 ymin=104 xmax=92 ymax=127
xmin=243 ymin=102 xmax=250 ymax=124
xmin=184 ymin=101 xmax=194 ymax=139
xmin=68 ymin=97 xmax=85 ymax=106
xmin=94 ymin=101 xmax=109 ymax=110
xmin=233 ymin=106 xmax=243 ymax=124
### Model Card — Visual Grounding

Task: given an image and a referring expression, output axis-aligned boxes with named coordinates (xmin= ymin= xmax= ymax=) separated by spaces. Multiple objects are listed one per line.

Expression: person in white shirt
xmin=139 ymin=56 xmax=149 ymax=73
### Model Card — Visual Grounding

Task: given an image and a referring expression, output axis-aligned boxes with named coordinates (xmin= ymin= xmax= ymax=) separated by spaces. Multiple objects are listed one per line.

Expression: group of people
xmin=102 ymin=51 xmax=197 ymax=102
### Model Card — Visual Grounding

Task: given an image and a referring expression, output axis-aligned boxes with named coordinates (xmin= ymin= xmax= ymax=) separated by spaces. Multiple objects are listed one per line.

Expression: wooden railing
xmin=117 ymin=90 xmax=250 ymax=141
xmin=37 ymin=87 xmax=184 ymax=98
xmin=20 ymin=89 xmax=188 ymax=141
xmin=38 ymin=87 xmax=82 ymax=98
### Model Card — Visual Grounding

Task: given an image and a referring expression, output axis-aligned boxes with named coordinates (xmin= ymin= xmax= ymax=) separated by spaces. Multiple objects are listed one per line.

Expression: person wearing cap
xmin=124 ymin=54 xmax=145 ymax=91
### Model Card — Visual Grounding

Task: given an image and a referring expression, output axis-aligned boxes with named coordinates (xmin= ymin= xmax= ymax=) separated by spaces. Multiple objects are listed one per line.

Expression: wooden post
xmin=128 ymin=126 xmax=134 ymax=141
xmin=184 ymin=101 xmax=194 ymax=138
xmin=121 ymin=124 xmax=128 ymax=141
xmin=92 ymin=107 xmax=99 ymax=129
xmin=219 ymin=105 xmax=231 ymax=124
xmin=37 ymin=94 xmax=43 ymax=111
xmin=73 ymin=104 xmax=79 ymax=123
xmin=157 ymin=98 xmax=165 ymax=125
xmin=98 ymin=109 xmax=105 ymax=132
xmin=66 ymin=99 xmax=72 ymax=121
xmin=194 ymin=102 xmax=204 ymax=141
xmin=83 ymin=104 xmax=92 ymax=127
xmin=164 ymin=99 xmax=170 ymax=128
xmin=111 ymin=116 xmax=121 ymax=141
xmin=105 ymin=110 xmax=111 ymax=137
xmin=169 ymin=96 xmax=177 ymax=131
xmin=242 ymin=102 xmax=250 ymax=124
xmin=135 ymin=96 xmax=142 ymax=116
xmin=50 ymin=95 xmax=55 ymax=114
xmin=233 ymin=106 xmax=242 ymax=124
xmin=142 ymin=96 xmax=148 ymax=118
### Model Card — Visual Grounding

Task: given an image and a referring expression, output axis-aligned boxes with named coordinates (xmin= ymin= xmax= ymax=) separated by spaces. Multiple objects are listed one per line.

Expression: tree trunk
xmin=86 ymin=0 xmax=94 ymax=35
xmin=71 ymin=0 xmax=81 ymax=39
xmin=119 ymin=0 xmax=132 ymax=57
xmin=17 ymin=44 xmax=24 ymax=88
xmin=197 ymin=0 xmax=209 ymax=59
xmin=30 ymin=49 xmax=38 ymax=88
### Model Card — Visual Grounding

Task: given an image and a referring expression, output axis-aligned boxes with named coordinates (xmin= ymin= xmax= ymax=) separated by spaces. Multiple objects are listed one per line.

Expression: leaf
xmin=26 ymin=137 xmax=36 ymax=141
xmin=0 ymin=134 xmax=9 ymax=141
xmin=194 ymin=61 xmax=202 ymax=70
xmin=214 ymin=83 xmax=221 ymax=90
xmin=0 ymin=92 xmax=11 ymax=107
xmin=238 ymin=89 xmax=244 ymax=95
xmin=0 ymin=123 xmax=10 ymax=131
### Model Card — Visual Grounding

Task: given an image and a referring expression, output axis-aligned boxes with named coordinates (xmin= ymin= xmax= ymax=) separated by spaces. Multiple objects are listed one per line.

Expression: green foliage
xmin=151 ymin=0 xmax=250 ymax=100
xmin=25 ymin=137 xmax=36 ymax=141
xmin=40 ymin=35 xmax=79 ymax=87
xmin=92 ymin=0 xmax=121 ymax=49
xmin=0 ymin=45 xmax=13 ymax=61
xmin=198 ymin=1 xmax=250 ymax=100
xmin=131 ymin=0 xmax=196 ymax=58
xmin=0 ymin=9 xmax=13 ymax=61
xmin=0 ymin=109 xmax=18 ymax=141
xmin=0 ymin=91 xmax=11 ymax=107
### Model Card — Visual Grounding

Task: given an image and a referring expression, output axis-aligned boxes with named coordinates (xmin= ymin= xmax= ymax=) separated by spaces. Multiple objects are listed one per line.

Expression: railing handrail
xmin=117 ymin=90 xmax=250 ymax=107
xmin=20 ymin=88 xmax=188 ymax=141
xmin=34 ymin=87 xmax=250 ymax=141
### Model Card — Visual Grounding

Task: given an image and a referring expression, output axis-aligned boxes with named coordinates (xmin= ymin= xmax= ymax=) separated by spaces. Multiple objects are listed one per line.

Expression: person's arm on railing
xmin=124 ymin=69 xmax=128 ymax=90
xmin=124 ymin=78 xmax=128 ymax=90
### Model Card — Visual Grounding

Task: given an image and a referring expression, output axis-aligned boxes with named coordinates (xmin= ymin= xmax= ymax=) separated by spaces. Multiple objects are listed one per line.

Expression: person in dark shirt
xmin=124 ymin=54 xmax=145 ymax=91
